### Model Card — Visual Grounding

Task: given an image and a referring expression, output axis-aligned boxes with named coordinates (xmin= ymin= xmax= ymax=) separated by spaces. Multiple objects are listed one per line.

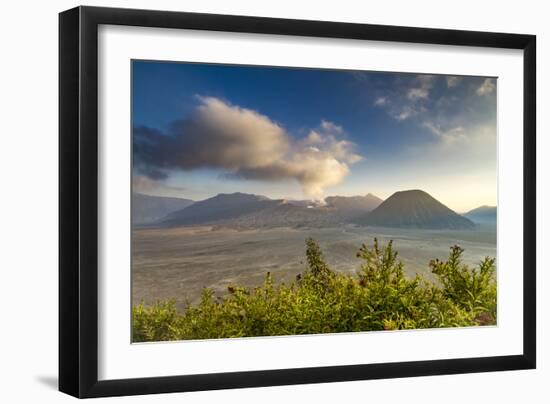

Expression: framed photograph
xmin=59 ymin=6 xmax=536 ymax=398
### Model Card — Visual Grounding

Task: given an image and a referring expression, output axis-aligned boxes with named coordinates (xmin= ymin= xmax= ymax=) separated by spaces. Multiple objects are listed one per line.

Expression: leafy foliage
xmin=132 ymin=238 xmax=496 ymax=342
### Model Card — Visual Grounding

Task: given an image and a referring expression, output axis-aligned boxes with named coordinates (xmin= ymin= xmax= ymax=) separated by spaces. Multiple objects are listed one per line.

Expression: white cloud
xmin=407 ymin=74 xmax=434 ymax=100
xmin=446 ymin=76 xmax=462 ymax=88
xmin=320 ymin=119 xmax=343 ymax=134
xmin=305 ymin=130 xmax=323 ymax=144
xmin=132 ymin=175 xmax=187 ymax=197
xmin=476 ymin=78 xmax=496 ymax=96
xmin=422 ymin=121 xmax=467 ymax=145
xmin=373 ymin=75 xmax=434 ymax=121
xmin=134 ymin=98 xmax=362 ymax=199
xmin=392 ymin=106 xmax=415 ymax=121
xmin=407 ymin=87 xmax=429 ymax=100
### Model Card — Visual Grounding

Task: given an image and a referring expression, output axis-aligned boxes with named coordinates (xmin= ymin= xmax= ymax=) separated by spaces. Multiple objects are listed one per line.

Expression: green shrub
xmin=429 ymin=245 xmax=497 ymax=325
xmin=132 ymin=238 xmax=497 ymax=342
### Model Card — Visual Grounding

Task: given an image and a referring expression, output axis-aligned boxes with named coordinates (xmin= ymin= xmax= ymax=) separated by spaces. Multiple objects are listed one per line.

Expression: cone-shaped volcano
xmin=364 ymin=190 xmax=475 ymax=229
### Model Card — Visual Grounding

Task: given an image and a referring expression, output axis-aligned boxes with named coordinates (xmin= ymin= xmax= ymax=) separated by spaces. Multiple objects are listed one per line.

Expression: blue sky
xmin=132 ymin=60 xmax=497 ymax=212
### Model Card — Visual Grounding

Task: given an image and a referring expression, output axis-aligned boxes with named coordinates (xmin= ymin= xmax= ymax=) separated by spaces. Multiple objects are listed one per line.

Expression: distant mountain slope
xmin=364 ymin=190 xmax=475 ymax=229
xmin=161 ymin=192 xmax=385 ymax=228
xmin=161 ymin=192 xmax=280 ymax=226
xmin=159 ymin=190 xmax=476 ymax=230
xmin=464 ymin=205 xmax=497 ymax=224
xmin=283 ymin=199 xmax=321 ymax=208
xmin=132 ymin=193 xmax=194 ymax=225
xmin=325 ymin=193 xmax=383 ymax=220
xmin=221 ymin=203 xmax=341 ymax=228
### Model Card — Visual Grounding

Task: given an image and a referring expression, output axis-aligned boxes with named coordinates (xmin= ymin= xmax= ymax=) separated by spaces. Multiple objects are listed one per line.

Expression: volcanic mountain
xmin=464 ymin=205 xmax=497 ymax=224
xmin=159 ymin=191 xmax=474 ymax=230
xmin=161 ymin=192 xmax=280 ymax=226
xmin=325 ymin=193 xmax=383 ymax=220
xmin=363 ymin=190 xmax=475 ymax=229
xmin=132 ymin=193 xmax=194 ymax=225
xmin=161 ymin=192 xmax=387 ymax=228
xmin=221 ymin=194 xmax=384 ymax=228
xmin=222 ymin=203 xmax=340 ymax=228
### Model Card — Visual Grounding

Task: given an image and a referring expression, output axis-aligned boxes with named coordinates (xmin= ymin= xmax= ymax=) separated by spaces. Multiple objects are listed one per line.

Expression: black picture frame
xmin=59 ymin=5 xmax=536 ymax=398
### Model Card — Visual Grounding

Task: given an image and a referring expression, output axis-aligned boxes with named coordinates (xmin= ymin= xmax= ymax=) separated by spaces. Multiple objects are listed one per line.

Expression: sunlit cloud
xmin=422 ymin=121 xmax=467 ymax=145
xmin=393 ymin=106 xmax=415 ymax=121
xmin=476 ymin=78 xmax=496 ymax=96
xmin=446 ymin=76 xmax=462 ymax=88
xmin=367 ymin=73 xmax=496 ymax=158
xmin=407 ymin=87 xmax=429 ymax=100
xmin=134 ymin=97 xmax=362 ymax=199
xmin=132 ymin=174 xmax=187 ymax=197
xmin=320 ymin=119 xmax=343 ymax=134
xmin=373 ymin=74 xmax=434 ymax=121
xmin=407 ymin=75 xmax=435 ymax=101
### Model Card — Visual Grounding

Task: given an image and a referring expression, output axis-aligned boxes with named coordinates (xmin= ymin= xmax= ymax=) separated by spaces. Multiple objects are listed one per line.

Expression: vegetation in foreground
xmin=132 ymin=238 xmax=496 ymax=342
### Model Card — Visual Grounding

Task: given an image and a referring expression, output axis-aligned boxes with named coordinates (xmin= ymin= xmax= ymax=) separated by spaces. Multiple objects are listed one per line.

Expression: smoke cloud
xmin=134 ymin=96 xmax=361 ymax=198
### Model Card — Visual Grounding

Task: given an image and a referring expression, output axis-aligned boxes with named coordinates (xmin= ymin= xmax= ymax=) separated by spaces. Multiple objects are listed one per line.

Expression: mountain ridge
xmin=132 ymin=193 xmax=194 ymax=225
xmin=464 ymin=205 xmax=497 ymax=224
xmin=162 ymin=192 xmax=278 ymax=226
xmin=161 ymin=192 xmax=385 ymax=228
xmin=158 ymin=190 xmax=477 ymax=230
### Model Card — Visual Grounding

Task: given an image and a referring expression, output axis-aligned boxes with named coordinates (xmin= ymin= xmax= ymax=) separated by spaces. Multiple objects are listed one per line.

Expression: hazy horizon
xmin=133 ymin=62 xmax=497 ymax=213
xmin=133 ymin=188 xmax=497 ymax=215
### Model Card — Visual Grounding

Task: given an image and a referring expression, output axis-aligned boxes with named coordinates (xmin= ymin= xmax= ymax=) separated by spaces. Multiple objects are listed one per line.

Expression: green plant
xmin=132 ymin=239 xmax=497 ymax=342
xmin=429 ymin=245 xmax=497 ymax=324
xmin=132 ymin=299 xmax=180 ymax=342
